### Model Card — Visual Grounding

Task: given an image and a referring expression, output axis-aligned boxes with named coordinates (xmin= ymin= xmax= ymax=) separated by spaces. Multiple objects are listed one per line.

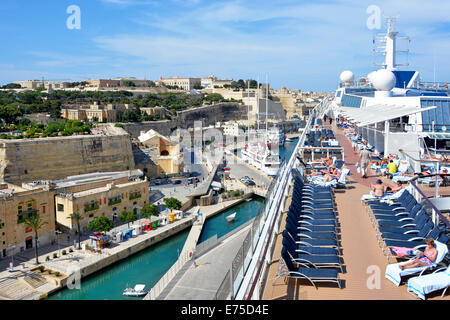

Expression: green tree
xmin=1 ymin=83 xmax=21 ymax=89
xmin=88 ymin=216 xmax=114 ymax=233
xmin=164 ymin=197 xmax=182 ymax=210
xmin=122 ymin=80 xmax=136 ymax=87
xmin=119 ymin=210 xmax=138 ymax=228
xmin=140 ymin=204 xmax=159 ymax=218
xmin=69 ymin=212 xmax=83 ymax=250
xmin=23 ymin=214 xmax=48 ymax=265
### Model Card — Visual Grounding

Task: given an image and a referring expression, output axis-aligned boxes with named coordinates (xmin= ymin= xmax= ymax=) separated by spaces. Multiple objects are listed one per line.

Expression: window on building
xmin=57 ymin=204 xmax=64 ymax=211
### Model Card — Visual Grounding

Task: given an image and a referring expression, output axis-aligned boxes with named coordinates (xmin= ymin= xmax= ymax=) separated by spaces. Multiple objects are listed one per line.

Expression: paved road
xmin=223 ymin=153 xmax=271 ymax=187
xmin=149 ymin=163 xmax=211 ymax=204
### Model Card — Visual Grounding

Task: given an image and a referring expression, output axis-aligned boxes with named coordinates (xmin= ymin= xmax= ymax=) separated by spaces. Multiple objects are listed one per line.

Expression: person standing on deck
xmin=359 ymin=146 xmax=371 ymax=179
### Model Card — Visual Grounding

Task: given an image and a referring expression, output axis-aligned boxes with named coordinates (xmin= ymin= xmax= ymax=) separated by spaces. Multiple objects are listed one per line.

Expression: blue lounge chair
xmin=282 ymin=231 xmax=340 ymax=256
xmin=274 ymin=249 xmax=342 ymax=289
xmin=285 ymin=230 xmax=339 ymax=249
xmin=282 ymin=245 xmax=343 ymax=272
xmin=286 ymin=218 xmax=337 ymax=240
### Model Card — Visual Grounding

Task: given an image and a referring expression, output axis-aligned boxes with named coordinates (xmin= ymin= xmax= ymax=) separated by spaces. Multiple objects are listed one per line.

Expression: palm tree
xmin=23 ymin=214 xmax=47 ymax=265
xmin=69 ymin=212 xmax=83 ymax=250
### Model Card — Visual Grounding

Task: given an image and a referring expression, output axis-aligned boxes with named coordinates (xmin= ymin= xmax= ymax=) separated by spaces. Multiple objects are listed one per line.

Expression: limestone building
xmin=136 ymin=130 xmax=183 ymax=176
xmin=140 ymin=107 xmax=169 ymax=119
xmin=61 ymin=102 xmax=134 ymax=123
xmin=53 ymin=170 xmax=149 ymax=232
xmin=156 ymin=76 xmax=201 ymax=91
xmin=84 ymin=78 xmax=154 ymax=88
xmin=0 ymin=183 xmax=56 ymax=257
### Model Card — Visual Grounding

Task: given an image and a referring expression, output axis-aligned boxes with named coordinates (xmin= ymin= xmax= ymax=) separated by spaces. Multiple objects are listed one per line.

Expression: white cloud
xmin=27 ymin=51 xmax=105 ymax=68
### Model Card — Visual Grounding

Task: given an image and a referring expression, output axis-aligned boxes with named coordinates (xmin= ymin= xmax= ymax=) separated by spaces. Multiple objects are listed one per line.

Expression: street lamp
xmin=8 ymin=245 xmax=15 ymax=271
xmin=55 ymin=230 xmax=62 ymax=257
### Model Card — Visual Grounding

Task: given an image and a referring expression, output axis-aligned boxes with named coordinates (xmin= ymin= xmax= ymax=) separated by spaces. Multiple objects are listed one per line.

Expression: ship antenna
xmin=266 ymin=73 xmax=268 ymax=133
xmin=257 ymin=76 xmax=260 ymax=133
xmin=247 ymin=79 xmax=250 ymax=143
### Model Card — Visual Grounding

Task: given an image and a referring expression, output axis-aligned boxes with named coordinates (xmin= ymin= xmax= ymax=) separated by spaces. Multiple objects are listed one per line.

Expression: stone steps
xmin=0 ymin=277 xmax=37 ymax=300
xmin=21 ymin=273 xmax=47 ymax=289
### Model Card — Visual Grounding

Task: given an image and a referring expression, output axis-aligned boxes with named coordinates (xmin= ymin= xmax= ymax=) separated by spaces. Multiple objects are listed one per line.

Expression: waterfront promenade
xmin=0 ymin=197 xmax=254 ymax=300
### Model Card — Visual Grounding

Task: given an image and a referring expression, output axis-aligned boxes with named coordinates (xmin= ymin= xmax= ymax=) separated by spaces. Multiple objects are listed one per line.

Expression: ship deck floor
xmin=262 ymin=122 xmax=449 ymax=300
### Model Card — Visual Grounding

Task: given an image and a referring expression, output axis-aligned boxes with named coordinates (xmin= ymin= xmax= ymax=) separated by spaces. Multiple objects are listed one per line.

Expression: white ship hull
xmin=241 ymin=147 xmax=280 ymax=176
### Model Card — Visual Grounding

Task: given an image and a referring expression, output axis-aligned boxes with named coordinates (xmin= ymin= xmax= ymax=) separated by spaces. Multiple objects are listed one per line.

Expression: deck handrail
xmin=408 ymin=174 xmax=450 ymax=229
xmin=225 ymin=97 xmax=330 ymax=300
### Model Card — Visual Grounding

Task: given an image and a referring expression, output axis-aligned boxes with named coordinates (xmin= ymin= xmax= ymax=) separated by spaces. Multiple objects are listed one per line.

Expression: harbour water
xmin=198 ymin=197 xmax=265 ymax=243
xmin=47 ymin=139 xmax=297 ymax=300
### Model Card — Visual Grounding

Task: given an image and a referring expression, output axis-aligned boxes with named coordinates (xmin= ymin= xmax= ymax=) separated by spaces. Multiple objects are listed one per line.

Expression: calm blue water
xmin=198 ymin=197 xmax=265 ymax=243
xmin=47 ymin=231 xmax=189 ymax=300
xmin=48 ymin=140 xmax=297 ymax=300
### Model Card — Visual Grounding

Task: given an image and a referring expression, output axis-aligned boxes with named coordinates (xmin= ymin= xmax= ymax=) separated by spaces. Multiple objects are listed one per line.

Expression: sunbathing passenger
xmin=439 ymin=168 xmax=450 ymax=186
xmin=386 ymin=181 xmax=403 ymax=194
xmin=399 ymin=238 xmax=438 ymax=270
xmin=322 ymin=166 xmax=342 ymax=183
xmin=371 ymin=179 xmax=386 ymax=198
xmin=379 ymin=158 xmax=389 ymax=168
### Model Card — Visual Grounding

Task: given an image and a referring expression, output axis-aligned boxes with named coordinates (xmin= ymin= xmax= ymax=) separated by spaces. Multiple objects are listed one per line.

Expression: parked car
xmin=154 ymin=179 xmax=161 ymax=185
xmin=187 ymin=177 xmax=200 ymax=184
xmin=173 ymin=180 xmax=182 ymax=185
xmin=244 ymin=180 xmax=256 ymax=186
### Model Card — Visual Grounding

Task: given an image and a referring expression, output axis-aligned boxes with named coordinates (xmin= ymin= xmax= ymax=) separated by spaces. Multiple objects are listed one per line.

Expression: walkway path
xmin=163 ymin=223 xmax=252 ymax=300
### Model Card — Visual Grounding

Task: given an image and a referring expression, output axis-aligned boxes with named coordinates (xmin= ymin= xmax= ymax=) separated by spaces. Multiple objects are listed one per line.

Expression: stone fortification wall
xmin=0 ymin=134 xmax=135 ymax=184
xmin=176 ymin=103 xmax=247 ymax=128
xmin=121 ymin=120 xmax=176 ymax=138
xmin=121 ymin=103 xmax=247 ymax=138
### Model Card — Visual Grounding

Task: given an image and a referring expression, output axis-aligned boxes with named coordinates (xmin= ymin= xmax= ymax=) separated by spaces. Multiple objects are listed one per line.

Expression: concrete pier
xmin=0 ymin=214 xmax=196 ymax=300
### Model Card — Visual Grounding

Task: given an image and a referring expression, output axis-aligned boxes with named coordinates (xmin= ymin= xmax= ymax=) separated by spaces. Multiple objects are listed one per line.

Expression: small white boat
xmin=123 ymin=284 xmax=148 ymax=297
xmin=226 ymin=212 xmax=237 ymax=222
xmin=245 ymin=198 xmax=252 ymax=202
xmin=285 ymin=137 xmax=294 ymax=142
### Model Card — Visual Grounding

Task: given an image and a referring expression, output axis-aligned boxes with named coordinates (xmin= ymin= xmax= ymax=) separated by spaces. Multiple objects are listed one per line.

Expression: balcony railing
xmin=129 ymin=193 xmax=142 ymax=200
xmin=108 ymin=198 xmax=122 ymax=206
xmin=17 ymin=209 xmax=38 ymax=223
xmin=84 ymin=204 xmax=99 ymax=213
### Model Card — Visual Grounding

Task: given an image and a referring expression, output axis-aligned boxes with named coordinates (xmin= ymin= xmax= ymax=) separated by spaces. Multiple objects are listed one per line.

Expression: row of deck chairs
xmin=365 ymin=189 xmax=449 ymax=259
xmin=306 ymin=129 xmax=336 ymax=148
xmin=363 ymin=189 xmax=450 ymax=298
xmin=274 ymin=175 xmax=344 ymax=289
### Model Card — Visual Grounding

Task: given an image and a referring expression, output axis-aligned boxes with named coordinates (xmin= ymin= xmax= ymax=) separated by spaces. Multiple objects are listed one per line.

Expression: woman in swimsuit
xmin=399 ymin=238 xmax=438 ymax=270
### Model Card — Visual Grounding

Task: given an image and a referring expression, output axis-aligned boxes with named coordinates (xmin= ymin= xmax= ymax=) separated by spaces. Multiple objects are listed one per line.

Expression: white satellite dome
xmin=372 ymin=69 xmax=396 ymax=91
xmin=340 ymin=70 xmax=354 ymax=83
xmin=367 ymin=71 xmax=377 ymax=82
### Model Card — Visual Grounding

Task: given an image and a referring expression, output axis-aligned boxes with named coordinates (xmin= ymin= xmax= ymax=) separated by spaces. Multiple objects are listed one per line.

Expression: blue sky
xmin=1 ymin=0 xmax=449 ymax=91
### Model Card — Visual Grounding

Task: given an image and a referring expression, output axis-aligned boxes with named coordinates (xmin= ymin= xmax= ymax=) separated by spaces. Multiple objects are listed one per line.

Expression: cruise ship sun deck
xmin=262 ymin=120 xmax=450 ymax=300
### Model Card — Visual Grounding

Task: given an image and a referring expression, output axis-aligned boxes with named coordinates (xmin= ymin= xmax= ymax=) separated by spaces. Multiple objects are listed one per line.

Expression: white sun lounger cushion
xmin=407 ymin=266 xmax=450 ymax=300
